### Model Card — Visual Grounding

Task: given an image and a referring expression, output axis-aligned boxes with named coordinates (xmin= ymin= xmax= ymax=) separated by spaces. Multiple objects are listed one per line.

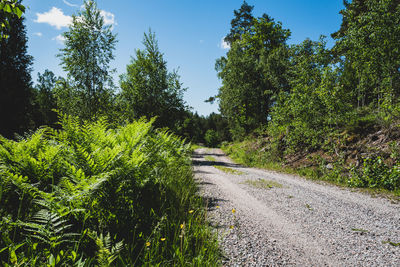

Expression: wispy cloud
xmin=33 ymin=32 xmax=43 ymax=37
xmin=34 ymin=7 xmax=72 ymax=30
xmin=53 ymin=34 xmax=66 ymax=44
xmin=220 ymin=37 xmax=230 ymax=50
xmin=100 ymin=10 xmax=116 ymax=26
xmin=63 ymin=0 xmax=79 ymax=8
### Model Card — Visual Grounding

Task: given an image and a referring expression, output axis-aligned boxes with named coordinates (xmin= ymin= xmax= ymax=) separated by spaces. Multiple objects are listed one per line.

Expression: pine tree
xmin=224 ymin=1 xmax=254 ymax=46
xmin=119 ymin=30 xmax=187 ymax=131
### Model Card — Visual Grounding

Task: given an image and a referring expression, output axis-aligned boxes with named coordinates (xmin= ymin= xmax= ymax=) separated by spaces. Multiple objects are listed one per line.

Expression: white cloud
xmin=100 ymin=10 xmax=116 ymax=26
xmin=220 ymin=37 xmax=230 ymax=50
xmin=33 ymin=32 xmax=43 ymax=37
xmin=63 ymin=0 xmax=79 ymax=7
xmin=35 ymin=6 xmax=116 ymax=30
xmin=35 ymin=7 xmax=72 ymax=30
xmin=53 ymin=34 xmax=66 ymax=44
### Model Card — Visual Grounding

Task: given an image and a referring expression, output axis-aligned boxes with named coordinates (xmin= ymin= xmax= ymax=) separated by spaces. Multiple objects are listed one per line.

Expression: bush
xmin=349 ymin=157 xmax=400 ymax=191
xmin=204 ymin=129 xmax=220 ymax=147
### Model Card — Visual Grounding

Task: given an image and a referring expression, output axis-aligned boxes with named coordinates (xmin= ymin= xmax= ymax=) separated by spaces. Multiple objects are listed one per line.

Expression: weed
xmin=351 ymin=228 xmax=369 ymax=233
xmin=205 ymin=156 xmax=217 ymax=162
xmin=214 ymin=165 xmax=244 ymax=175
xmin=244 ymin=179 xmax=283 ymax=189
xmin=382 ymin=240 xmax=400 ymax=247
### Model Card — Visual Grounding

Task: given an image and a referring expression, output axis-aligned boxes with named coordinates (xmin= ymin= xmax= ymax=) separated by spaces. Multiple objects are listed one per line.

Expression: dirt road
xmin=193 ymin=148 xmax=400 ymax=266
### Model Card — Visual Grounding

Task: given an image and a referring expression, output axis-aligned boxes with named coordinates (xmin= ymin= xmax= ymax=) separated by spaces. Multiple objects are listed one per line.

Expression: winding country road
xmin=193 ymin=148 xmax=400 ymax=266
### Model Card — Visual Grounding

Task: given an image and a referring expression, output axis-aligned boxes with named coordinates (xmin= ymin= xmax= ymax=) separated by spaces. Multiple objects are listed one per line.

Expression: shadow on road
xmin=192 ymin=158 xmax=245 ymax=169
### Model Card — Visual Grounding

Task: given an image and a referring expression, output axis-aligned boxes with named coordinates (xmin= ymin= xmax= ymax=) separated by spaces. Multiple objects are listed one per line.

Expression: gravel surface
xmin=193 ymin=148 xmax=400 ymax=266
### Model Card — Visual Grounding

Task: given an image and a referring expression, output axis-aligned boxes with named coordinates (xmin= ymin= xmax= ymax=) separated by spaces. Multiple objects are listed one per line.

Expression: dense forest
xmin=217 ymin=0 xmax=400 ymax=193
xmin=1 ymin=0 xmax=400 ymax=265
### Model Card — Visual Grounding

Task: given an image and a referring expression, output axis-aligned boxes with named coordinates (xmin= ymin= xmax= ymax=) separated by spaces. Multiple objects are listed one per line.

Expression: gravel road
xmin=193 ymin=148 xmax=400 ymax=266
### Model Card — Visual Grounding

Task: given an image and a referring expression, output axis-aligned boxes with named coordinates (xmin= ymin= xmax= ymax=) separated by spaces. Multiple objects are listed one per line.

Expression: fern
xmin=89 ymin=232 xmax=124 ymax=267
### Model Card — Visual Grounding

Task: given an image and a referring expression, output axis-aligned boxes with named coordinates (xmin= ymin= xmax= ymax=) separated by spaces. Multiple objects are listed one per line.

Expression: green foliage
xmin=224 ymin=0 xmax=254 ymax=46
xmin=332 ymin=0 xmax=400 ymax=111
xmin=269 ymin=37 xmax=352 ymax=152
xmin=33 ymin=70 xmax=59 ymax=127
xmin=0 ymin=115 xmax=219 ymax=265
xmin=350 ymin=157 xmax=400 ymax=191
xmin=58 ymin=0 xmax=117 ymax=121
xmin=213 ymin=165 xmax=244 ymax=175
xmin=216 ymin=4 xmax=290 ymax=139
xmin=204 ymin=129 xmax=219 ymax=148
xmin=0 ymin=0 xmax=25 ymax=39
xmin=243 ymin=179 xmax=283 ymax=189
xmin=119 ymin=30 xmax=187 ymax=132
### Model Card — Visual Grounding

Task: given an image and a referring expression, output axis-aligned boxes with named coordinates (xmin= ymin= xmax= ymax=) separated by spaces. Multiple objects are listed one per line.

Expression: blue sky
xmin=24 ymin=0 xmax=345 ymax=116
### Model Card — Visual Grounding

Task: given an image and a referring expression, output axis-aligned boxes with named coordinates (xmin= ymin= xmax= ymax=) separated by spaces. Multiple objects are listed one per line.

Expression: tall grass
xmin=0 ymin=114 xmax=219 ymax=266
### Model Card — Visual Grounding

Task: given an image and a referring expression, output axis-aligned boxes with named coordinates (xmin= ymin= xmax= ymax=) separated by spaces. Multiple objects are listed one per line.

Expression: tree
xmin=33 ymin=69 xmax=59 ymax=127
xmin=332 ymin=0 xmax=400 ymax=110
xmin=0 ymin=0 xmax=25 ymax=39
xmin=0 ymin=11 xmax=33 ymax=138
xmin=119 ymin=30 xmax=187 ymax=131
xmin=58 ymin=0 xmax=117 ymax=121
xmin=216 ymin=7 xmax=290 ymax=139
xmin=269 ymin=38 xmax=351 ymax=151
xmin=224 ymin=0 xmax=254 ymax=46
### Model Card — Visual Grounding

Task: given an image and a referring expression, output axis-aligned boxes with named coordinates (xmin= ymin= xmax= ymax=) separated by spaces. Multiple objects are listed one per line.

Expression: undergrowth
xmin=0 ymin=114 xmax=220 ymax=266
xmin=222 ymin=139 xmax=400 ymax=197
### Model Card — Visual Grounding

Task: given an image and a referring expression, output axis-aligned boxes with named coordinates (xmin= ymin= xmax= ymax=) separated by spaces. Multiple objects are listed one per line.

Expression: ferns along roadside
xmin=0 ymin=114 xmax=219 ymax=266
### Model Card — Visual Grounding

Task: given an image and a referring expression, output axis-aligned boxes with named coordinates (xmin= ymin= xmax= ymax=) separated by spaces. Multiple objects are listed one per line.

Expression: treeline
xmin=217 ymin=1 xmax=400 ymax=191
xmin=217 ymin=0 xmax=400 ymax=148
xmin=0 ymin=0 xmax=227 ymax=146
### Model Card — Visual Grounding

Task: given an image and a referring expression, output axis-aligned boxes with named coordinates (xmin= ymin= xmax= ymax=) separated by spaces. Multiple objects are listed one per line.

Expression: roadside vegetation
xmin=0 ymin=114 xmax=219 ymax=265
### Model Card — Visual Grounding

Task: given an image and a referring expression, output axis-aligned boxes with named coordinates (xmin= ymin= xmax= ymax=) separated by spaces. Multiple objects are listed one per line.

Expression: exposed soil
xmin=193 ymin=148 xmax=400 ymax=266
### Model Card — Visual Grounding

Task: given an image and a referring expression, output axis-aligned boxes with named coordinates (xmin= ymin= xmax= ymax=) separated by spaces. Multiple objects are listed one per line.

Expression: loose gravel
xmin=193 ymin=148 xmax=400 ymax=266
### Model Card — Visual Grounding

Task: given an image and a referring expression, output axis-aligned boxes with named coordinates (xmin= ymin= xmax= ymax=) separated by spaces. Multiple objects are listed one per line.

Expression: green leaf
xmin=71 ymin=250 xmax=77 ymax=261
xmin=10 ymin=250 xmax=17 ymax=264
xmin=4 ymin=4 xmax=12 ymax=13
xmin=14 ymin=7 xmax=22 ymax=19
xmin=48 ymin=254 xmax=55 ymax=266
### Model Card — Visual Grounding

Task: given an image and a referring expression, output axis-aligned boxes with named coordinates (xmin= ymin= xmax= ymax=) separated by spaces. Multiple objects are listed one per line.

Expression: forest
xmin=1 ymin=0 xmax=400 ymax=265
xmin=216 ymin=0 xmax=400 ymax=194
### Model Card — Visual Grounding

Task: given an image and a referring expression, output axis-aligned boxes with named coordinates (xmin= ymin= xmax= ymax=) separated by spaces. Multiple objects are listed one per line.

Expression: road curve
xmin=193 ymin=148 xmax=400 ymax=266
